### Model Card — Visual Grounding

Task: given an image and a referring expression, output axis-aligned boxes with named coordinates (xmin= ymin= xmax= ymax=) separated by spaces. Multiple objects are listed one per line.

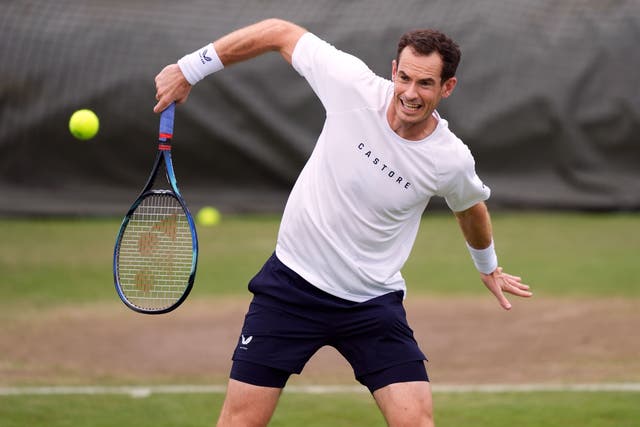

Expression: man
xmin=154 ymin=18 xmax=532 ymax=427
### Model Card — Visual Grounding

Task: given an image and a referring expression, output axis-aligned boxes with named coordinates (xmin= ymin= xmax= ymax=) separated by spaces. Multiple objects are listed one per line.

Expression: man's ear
xmin=391 ymin=59 xmax=398 ymax=81
xmin=442 ymin=76 xmax=457 ymax=98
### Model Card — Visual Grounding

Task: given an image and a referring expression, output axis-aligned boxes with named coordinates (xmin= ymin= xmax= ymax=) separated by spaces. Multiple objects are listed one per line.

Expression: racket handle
xmin=159 ymin=102 xmax=175 ymax=141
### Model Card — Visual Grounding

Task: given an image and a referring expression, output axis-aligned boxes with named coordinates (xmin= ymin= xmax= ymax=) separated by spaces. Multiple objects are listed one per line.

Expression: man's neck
xmin=387 ymin=106 xmax=438 ymax=141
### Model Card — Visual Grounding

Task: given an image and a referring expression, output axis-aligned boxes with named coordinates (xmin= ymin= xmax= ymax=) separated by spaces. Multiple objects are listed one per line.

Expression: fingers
xmin=153 ymin=69 xmax=171 ymax=113
xmin=153 ymin=98 xmax=168 ymax=114
xmin=501 ymin=274 xmax=533 ymax=298
xmin=495 ymin=268 xmax=532 ymax=296
xmin=501 ymin=272 xmax=522 ymax=282
xmin=481 ymin=270 xmax=512 ymax=310
xmin=153 ymin=64 xmax=191 ymax=113
xmin=154 ymin=93 xmax=180 ymax=114
xmin=496 ymin=291 xmax=513 ymax=311
xmin=482 ymin=267 xmax=532 ymax=311
xmin=505 ymin=283 xmax=533 ymax=297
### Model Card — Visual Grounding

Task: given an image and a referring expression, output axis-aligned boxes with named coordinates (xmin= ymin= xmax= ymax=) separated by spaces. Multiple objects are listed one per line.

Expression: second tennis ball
xmin=197 ymin=206 xmax=221 ymax=226
xmin=69 ymin=109 xmax=99 ymax=140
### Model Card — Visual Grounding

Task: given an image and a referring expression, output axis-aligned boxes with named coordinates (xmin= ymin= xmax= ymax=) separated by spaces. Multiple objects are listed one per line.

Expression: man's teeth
xmin=403 ymin=100 xmax=421 ymax=109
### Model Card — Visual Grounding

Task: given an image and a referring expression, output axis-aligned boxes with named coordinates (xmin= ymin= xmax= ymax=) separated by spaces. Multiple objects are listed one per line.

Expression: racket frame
xmin=113 ymin=103 xmax=198 ymax=314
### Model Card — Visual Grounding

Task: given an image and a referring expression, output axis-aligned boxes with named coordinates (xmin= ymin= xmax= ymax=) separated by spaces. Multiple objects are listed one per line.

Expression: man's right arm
xmin=214 ymin=18 xmax=306 ymax=67
xmin=154 ymin=19 xmax=307 ymax=113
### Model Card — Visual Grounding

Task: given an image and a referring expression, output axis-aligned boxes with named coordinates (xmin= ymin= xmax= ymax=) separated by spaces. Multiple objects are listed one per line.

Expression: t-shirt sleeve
xmin=440 ymin=143 xmax=491 ymax=212
xmin=291 ymin=32 xmax=383 ymax=112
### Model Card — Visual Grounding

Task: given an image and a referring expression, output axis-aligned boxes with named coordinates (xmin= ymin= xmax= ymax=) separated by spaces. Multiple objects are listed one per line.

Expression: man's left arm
xmin=454 ymin=202 xmax=532 ymax=310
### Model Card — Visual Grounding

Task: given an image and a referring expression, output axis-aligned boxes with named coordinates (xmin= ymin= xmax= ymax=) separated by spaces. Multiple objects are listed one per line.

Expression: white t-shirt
xmin=275 ymin=32 xmax=490 ymax=302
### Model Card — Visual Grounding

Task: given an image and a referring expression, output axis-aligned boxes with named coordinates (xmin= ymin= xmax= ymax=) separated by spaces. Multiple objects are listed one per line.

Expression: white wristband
xmin=466 ymin=240 xmax=498 ymax=274
xmin=177 ymin=43 xmax=224 ymax=85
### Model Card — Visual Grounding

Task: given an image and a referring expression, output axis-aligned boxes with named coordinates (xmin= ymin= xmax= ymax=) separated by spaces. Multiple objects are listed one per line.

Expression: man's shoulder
xmin=430 ymin=115 xmax=476 ymax=167
xmin=432 ymin=114 xmax=463 ymax=148
xmin=295 ymin=32 xmax=391 ymax=112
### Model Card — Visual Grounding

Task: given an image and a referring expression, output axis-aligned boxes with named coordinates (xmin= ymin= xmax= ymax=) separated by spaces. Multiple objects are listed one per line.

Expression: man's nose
xmin=404 ymin=83 xmax=418 ymax=99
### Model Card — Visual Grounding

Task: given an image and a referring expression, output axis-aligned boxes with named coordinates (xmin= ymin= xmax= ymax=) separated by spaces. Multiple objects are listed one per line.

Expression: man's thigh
xmin=331 ymin=291 xmax=427 ymax=387
xmin=373 ymin=381 xmax=434 ymax=427
xmin=217 ymin=379 xmax=282 ymax=427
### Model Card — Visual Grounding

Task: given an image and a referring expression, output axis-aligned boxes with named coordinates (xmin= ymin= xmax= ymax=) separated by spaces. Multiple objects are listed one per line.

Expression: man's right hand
xmin=154 ymin=64 xmax=192 ymax=113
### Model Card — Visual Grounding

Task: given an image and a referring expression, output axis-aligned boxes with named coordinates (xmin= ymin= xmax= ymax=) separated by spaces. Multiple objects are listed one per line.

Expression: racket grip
xmin=159 ymin=102 xmax=175 ymax=141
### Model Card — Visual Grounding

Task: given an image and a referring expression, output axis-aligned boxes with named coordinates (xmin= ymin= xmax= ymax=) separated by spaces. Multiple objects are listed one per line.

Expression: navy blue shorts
xmin=230 ymin=253 xmax=428 ymax=393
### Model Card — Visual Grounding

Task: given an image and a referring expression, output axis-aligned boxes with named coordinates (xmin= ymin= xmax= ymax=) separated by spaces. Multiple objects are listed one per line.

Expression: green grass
xmin=434 ymin=391 xmax=640 ymax=427
xmin=1 ymin=212 xmax=639 ymax=426
xmin=405 ymin=211 xmax=640 ymax=297
xmin=0 ymin=215 xmax=279 ymax=308
xmin=1 ymin=391 xmax=638 ymax=427
xmin=1 ymin=212 xmax=639 ymax=309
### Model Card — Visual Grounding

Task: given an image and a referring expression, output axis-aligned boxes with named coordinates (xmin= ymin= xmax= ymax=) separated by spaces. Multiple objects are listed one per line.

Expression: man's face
xmin=391 ymin=47 xmax=456 ymax=127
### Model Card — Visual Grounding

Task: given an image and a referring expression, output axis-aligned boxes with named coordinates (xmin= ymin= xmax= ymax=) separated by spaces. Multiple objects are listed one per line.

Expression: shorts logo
xmin=239 ymin=334 xmax=253 ymax=350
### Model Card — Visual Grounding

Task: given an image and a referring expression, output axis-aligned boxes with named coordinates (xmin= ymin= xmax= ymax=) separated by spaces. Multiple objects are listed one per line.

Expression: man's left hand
xmin=481 ymin=267 xmax=532 ymax=310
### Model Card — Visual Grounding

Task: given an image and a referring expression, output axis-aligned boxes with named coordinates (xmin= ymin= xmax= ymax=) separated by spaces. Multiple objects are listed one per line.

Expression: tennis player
xmin=154 ymin=18 xmax=532 ymax=427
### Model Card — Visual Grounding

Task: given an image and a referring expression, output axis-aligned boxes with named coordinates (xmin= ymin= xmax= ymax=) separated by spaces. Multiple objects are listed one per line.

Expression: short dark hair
xmin=396 ymin=29 xmax=461 ymax=82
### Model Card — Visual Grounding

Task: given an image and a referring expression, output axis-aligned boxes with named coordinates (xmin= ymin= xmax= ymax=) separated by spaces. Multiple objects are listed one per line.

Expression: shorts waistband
xmin=249 ymin=253 xmax=403 ymax=310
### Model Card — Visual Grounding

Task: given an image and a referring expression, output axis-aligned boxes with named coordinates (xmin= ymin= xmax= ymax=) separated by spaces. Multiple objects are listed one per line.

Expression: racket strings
xmin=117 ymin=194 xmax=194 ymax=310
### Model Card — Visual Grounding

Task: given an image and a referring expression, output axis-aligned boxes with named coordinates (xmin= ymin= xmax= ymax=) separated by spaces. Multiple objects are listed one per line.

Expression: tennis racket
xmin=113 ymin=102 xmax=198 ymax=314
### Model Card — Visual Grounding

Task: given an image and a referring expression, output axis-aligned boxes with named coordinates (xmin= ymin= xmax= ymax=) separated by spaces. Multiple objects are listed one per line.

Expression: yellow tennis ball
xmin=69 ymin=109 xmax=99 ymax=140
xmin=196 ymin=206 xmax=221 ymax=226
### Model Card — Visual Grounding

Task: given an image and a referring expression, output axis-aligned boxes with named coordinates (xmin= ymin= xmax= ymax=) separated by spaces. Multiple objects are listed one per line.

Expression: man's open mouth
xmin=400 ymin=98 xmax=422 ymax=111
